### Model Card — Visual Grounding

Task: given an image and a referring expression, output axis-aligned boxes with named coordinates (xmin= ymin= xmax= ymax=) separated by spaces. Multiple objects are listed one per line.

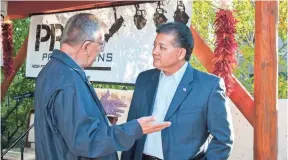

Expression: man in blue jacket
xmin=121 ymin=22 xmax=234 ymax=160
xmin=34 ymin=13 xmax=171 ymax=160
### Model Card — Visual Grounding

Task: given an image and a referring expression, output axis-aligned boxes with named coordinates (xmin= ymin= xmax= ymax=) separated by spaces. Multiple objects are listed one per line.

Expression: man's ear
xmin=82 ymin=41 xmax=91 ymax=55
xmin=178 ymin=48 xmax=186 ymax=61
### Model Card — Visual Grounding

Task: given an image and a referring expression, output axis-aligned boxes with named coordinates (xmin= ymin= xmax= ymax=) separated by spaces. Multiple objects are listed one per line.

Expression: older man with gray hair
xmin=34 ymin=13 xmax=171 ymax=160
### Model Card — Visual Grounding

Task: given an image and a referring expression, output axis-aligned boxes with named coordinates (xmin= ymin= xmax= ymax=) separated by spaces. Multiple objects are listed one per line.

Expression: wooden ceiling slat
xmin=7 ymin=1 xmax=143 ymax=19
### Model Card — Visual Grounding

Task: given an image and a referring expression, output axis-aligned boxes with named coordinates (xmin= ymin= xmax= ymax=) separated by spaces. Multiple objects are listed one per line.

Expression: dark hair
xmin=156 ymin=22 xmax=194 ymax=61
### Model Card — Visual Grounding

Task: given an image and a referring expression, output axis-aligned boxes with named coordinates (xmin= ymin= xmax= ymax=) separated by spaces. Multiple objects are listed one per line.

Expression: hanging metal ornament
xmin=153 ymin=1 xmax=168 ymax=27
xmin=133 ymin=4 xmax=147 ymax=30
xmin=173 ymin=0 xmax=190 ymax=24
xmin=105 ymin=7 xmax=125 ymax=42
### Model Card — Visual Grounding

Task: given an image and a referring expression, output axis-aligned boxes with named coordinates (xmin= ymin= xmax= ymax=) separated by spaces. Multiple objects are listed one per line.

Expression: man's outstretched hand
xmin=137 ymin=116 xmax=171 ymax=134
xmin=100 ymin=90 xmax=127 ymax=117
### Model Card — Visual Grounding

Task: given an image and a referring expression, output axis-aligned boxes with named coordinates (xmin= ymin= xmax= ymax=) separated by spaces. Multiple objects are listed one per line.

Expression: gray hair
xmin=60 ymin=13 xmax=105 ymax=46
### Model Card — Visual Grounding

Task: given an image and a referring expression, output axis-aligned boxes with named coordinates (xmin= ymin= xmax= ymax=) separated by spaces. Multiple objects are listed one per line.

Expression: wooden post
xmin=1 ymin=37 xmax=28 ymax=101
xmin=254 ymin=1 xmax=278 ymax=160
xmin=190 ymin=26 xmax=255 ymax=126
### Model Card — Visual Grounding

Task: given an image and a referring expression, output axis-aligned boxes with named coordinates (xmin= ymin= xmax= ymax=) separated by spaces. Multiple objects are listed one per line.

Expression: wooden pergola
xmin=1 ymin=1 xmax=278 ymax=159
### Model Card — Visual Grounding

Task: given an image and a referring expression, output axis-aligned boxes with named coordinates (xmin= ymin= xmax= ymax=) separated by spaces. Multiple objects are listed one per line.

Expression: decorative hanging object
xmin=104 ymin=7 xmax=125 ymax=42
xmin=153 ymin=1 xmax=167 ymax=27
xmin=213 ymin=0 xmax=238 ymax=95
xmin=1 ymin=0 xmax=8 ymax=21
xmin=173 ymin=0 xmax=190 ymax=24
xmin=133 ymin=4 xmax=147 ymax=30
xmin=1 ymin=14 xmax=14 ymax=78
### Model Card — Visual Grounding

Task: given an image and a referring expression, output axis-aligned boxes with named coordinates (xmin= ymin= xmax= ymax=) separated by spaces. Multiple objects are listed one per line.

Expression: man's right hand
xmin=137 ymin=116 xmax=171 ymax=134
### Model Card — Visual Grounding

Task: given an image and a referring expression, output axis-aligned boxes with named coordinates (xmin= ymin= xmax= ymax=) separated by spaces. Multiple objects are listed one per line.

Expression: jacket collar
xmin=51 ymin=49 xmax=87 ymax=81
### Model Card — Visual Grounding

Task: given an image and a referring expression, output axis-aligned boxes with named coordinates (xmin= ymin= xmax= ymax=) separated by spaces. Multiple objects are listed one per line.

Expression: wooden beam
xmin=254 ymin=1 xmax=278 ymax=159
xmin=7 ymin=1 xmax=149 ymax=20
xmin=190 ymin=26 xmax=255 ymax=126
xmin=1 ymin=37 xmax=28 ymax=101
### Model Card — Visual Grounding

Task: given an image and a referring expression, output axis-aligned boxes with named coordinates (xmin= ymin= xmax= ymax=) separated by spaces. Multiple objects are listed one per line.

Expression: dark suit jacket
xmin=121 ymin=64 xmax=234 ymax=160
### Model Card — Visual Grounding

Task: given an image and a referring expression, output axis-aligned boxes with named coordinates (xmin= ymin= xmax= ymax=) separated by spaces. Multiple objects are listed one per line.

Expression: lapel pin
xmin=183 ymin=88 xmax=187 ymax=92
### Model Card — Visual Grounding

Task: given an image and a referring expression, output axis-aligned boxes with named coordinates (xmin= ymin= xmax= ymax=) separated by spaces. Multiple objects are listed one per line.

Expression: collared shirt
xmin=143 ymin=62 xmax=188 ymax=159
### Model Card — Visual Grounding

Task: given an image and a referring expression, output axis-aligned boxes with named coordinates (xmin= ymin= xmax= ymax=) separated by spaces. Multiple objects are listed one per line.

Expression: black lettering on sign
xmin=55 ymin=24 xmax=63 ymax=42
xmin=35 ymin=24 xmax=64 ymax=52
xmin=49 ymin=24 xmax=55 ymax=51
xmin=32 ymin=64 xmax=40 ymax=68
xmin=35 ymin=24 xmax=50 ymax=51
xmin=107 ymin=53 xmax=112 ymax=62
xmin=97 ymin=53 xmax=113 ymax=62
xmin=98 ymin=53 xmax=105 ymax=62
xmin=42 ymin=53 xmax=52 ymax=61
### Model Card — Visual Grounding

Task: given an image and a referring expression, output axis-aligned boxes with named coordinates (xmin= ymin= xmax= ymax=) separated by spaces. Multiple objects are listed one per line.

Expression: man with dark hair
xmin=34 ymin=13 xmax=171 ymax=160
xmin=121 ymin=22 xmax=234 ymax=160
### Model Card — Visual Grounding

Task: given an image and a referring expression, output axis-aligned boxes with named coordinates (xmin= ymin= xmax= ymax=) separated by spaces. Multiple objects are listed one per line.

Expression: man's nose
xmin=152 ymin=48 xmax=159 ymax=55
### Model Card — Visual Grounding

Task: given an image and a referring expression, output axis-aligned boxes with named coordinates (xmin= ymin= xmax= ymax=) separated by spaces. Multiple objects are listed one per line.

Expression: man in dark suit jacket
xmin=121 ymin=22 xmax=234 ymax=160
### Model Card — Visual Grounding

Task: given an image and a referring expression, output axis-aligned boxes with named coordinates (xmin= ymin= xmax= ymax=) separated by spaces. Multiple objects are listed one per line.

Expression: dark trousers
xmin=142 ymin=154 xmax=162 ymax=160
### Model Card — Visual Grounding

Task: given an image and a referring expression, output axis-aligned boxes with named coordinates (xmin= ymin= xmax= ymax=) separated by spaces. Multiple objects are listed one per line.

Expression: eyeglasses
xmin=85 ymin=40 xmax=106 ymax=51
xmin=96 ymin=41 xmax=106 ymax=51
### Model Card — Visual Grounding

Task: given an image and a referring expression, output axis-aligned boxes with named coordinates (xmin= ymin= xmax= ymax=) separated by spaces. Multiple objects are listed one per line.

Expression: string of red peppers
xmin=213 ymin=8 xmax=238 ymax=96
xmin=1 ymin=21 xmax=14 ymax=78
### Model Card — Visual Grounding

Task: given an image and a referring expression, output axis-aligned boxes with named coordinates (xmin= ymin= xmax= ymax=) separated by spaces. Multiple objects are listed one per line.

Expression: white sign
xmin=26 ymin=1 xmax=192 ymax=84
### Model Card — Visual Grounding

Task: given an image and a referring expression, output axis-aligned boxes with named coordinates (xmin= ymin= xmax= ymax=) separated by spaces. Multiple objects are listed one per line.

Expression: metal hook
xmin=134 ymin=4 xmax=140 ymax=9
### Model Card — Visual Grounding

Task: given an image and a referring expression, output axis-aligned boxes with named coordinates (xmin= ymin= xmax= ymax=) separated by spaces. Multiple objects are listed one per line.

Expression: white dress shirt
xmin=143 ymin=62 xmax=188 ymax=159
